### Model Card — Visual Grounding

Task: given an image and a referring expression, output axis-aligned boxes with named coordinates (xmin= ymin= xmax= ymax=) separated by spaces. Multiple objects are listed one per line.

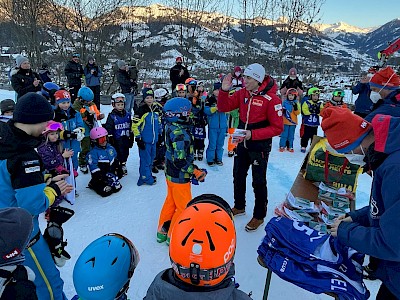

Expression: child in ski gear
xmin=0 ymin=207 xmax=37 ymax=300
xmin=132 ymin=88 xmax=161 ymax=186
xmin=157 ymin=97 xmax=207 ymax=244
xmin=352 ymin=72 xmax=373 ymax=118
xmin=73 ymin=86 xmax=104 ymax=173
xmin=64 ymin=53 xmax=84 ymax=102
xmin=11 ymin=55 xmax=41 ymax=99
xmin=0 ymin=92 xmax=73 ymax=300
xmin=87 ymin=127 xmax=122 ymax=197
xmin=280 ymin=67 xmax=304 ymax=100
xmin=186 ymin=78 xmax=207 ymax=161
xmin=37 ymin=121 xmax=75 ymax=207
xmin=365 ymin=66 xmax=400 ymax=122
xmin=38 ymin=62 xmax=52 ymax=83
xmin=322 ymin=108 xmax=400 ymax=299
xmin=279 ymin=88 xmax=300 ymax=152
xmin=204 ymin=83 xmax=228 ymax=166
xmin=104 ymin=93 xmax=133 ymax=176
xmin=153 ymin=88 xmax=169 ymax=172
xmin=218 ymin=63 xmax=283 ymax=232
xmin=146 ymin=194 xmax=251 ymax=300
xmin=0 ymin=99 xmax=15 ymax=123
xmin=175 ymin=83 xmax=187 ymax=98
xmin=73 ymin=233 xmax=139 ymax=300
xmin=83 ymin=55 xmax=103 ymax=109
xmin=323 ymin=88 xmax=348 ymax=109
xmin=300 ymin=87 xmax=324 ymax=153
xmin=116 ymin=60 xmax=137 ymax=114
xmin=53 ymin=90 xmax=85 ymax=172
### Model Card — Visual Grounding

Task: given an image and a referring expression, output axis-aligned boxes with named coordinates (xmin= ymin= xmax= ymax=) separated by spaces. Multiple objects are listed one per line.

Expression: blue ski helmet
xmin=77 ymin=86 xmax=94 ymax=102
xmin=41 ymin=82 xmax=60 ymax=98
xmin=73 ymin=233 xmax=140 ymax=300
xmin=163 ymin=97 xmax=192 ymax=123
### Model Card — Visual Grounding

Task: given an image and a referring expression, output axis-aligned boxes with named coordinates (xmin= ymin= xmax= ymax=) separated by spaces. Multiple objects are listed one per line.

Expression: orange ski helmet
xmin=286 ymin=88 xmax=299 ymax=97
xmin=169 ymin=194 xmax=236 ymax=287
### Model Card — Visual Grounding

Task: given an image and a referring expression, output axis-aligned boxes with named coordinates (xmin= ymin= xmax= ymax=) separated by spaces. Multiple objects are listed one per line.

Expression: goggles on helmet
xmin=332 ymin=90 xmax=345 ymax=97
xmin=308 ymin=88 xmax=320 ymax=95
xmin=47 ymin=122 xmax=64 ymax=132
xmin=176 ymin=84 xmax=186 ymax=91
xmin=97 ymin=136 xmax=107 ymax=144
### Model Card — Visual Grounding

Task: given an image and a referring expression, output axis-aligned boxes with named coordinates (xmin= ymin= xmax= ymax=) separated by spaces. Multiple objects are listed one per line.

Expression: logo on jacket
xmin=244 ymin=98 xmax=249 ymax=104
xmin=253 ymin=99 xmax=263 ymax=107
xmin=370 ymin=197 xmax=379 ymax=218
xmin=360 ymin=121 xmax=368 ymax=129
xmin=3 ymin=248 xmax=21 ymax=260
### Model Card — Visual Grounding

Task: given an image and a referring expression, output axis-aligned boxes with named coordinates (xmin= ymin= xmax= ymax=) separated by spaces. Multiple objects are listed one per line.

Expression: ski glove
xmin=293 ymin=102 xmax=298 ymax=111
xmin=73 ymin=128 xmax=85 ymax=141
xmin=192 ymin=166 xmax=207 ymax=185
xmin=210 ymin=107 xmax=218 ymax=113
xmin=135 ymin=138 xmax=146 ymax=150
xmin=61 ymin=130 xmax=77 ymax=140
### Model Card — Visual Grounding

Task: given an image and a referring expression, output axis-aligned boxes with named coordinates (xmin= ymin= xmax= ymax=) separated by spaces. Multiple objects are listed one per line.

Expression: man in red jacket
xmin=218 ymin=63 xmax=283 ymax=231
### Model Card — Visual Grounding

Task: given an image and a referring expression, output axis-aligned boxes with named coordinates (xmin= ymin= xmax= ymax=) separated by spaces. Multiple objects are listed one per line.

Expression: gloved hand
xmin=135 ymin=138 xmax=145 ymax=150
xmin=192 ymin=166 xmax=207 ymax=185
xmin=108 ymin=135 xmax=115 ymax=146
xmin=73 ymin=128 xmax=85 ymax=141
xmin=61 ymin=130 xmax=77 ymax=140
xmin=55 ymin=165 xmax=69 ymax=175
xmin=128 ymin=132 xmax=135 ymax=148
xmin=210 ymin=106 xmax=218 ymax=113
xmin=293 ymin=102 xmax=298 ymax=111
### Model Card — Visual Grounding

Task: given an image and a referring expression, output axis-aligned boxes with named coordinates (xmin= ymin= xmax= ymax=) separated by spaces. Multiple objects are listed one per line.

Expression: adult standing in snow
xmin=218 ymin=63 xmax=283 ymax=232
xmin=0 ymin=92 xmax=73 ymax=300
xmin=64 ymin=53 xmax=84 ymax=103
xmin=116 ymin=60 xmax=137 ymax=114
xmin=11 ymin=55 xmax=41 ymax=100
xmin=364 ymin=66 xmax=400 ymax=122
xmin=169 ymin=57 xmax=190 ymax=96
xmin=352 ymin=71 xmax=373 ymax=118
xmin=83 ymin=55 xmax=103 ymax=110
xmin=38 ymin=63 xmax=52 ymax=83
xmin=322 ymin=108 xmax=400 ymax=300
xmin=280 ymin=67 xmax=303 ymax=100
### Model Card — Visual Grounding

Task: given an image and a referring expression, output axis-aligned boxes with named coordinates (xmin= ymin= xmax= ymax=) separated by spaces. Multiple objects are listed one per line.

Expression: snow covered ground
xmin=0 ymin=89 xmax=380 ymax=299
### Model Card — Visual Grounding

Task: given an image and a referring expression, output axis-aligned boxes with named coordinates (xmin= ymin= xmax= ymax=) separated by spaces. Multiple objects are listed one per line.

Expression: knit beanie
xmin=142 ymin=88 xmax=154 ymax=101
xmin=289 ymin=68 xmax=297 ymax=77
xmin=0 ymin=207 xmax=33 ymax=266
xmin=117 ymin=60 xmax=126 ymax=69
xmin=1 ymin=99 xmax=15 ymax=114
xmin=87 ymin=55 xmax=95 ymax=62
xmin=243 ymin=63 xmax=265 ymax=83
xmin=14 ymin=93 xmax=54 ymax=124
xmin=369 ymin=66 xmax=400 ymax=90
xmin=321 ymin=107 xmax=372 ymax=153
xmin=15 ymin=55 xmax=29 ymax=68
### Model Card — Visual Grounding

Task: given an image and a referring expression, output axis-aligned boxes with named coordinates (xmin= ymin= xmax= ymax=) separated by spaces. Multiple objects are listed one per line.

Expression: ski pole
xmin=263 ymin=268 xmax=273 ymax=300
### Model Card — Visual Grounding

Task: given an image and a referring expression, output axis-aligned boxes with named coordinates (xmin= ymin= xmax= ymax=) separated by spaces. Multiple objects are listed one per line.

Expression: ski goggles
xmin=309 ymin=89 xmax=321 ymax=95
xmin=47 ymin=122 xmax=64 ymax=132
xmin=176 ymin=84 xmax=186 ymax=91
xmin=112 ymin=98 xmax=125 ymax=103
xmin=72 ymin=53 xmax=80 ymax=58
xmin=97 ymin=136 xmax=107 ymax=144
xmin=332 ymin=90 xmax=345 ymax=97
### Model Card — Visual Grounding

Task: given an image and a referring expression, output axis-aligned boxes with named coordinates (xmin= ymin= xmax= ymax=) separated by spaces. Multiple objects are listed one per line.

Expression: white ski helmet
xmin=243 ymin=63 xmax=265 ymax=83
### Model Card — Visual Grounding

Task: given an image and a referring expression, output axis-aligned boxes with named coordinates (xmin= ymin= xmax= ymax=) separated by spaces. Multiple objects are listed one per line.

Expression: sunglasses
xmin=333 ymin=90 xmax=345 ymax=97
xmin=176 ymin=84 xmax=186 ymax=91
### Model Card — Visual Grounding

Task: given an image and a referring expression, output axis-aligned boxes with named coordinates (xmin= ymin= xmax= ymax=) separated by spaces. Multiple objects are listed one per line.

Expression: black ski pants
xmin=300 ymin=125 xmax=318 ymax=148
xmin=233 ymin=143 xmax=270 ymax=220
xmin=89 ymin=85 xmax=101 ymax=110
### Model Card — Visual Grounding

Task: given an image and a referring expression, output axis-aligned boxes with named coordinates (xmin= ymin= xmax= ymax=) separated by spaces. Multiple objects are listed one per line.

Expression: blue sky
xmin=320 ymin=0 xmax=399 ymax=28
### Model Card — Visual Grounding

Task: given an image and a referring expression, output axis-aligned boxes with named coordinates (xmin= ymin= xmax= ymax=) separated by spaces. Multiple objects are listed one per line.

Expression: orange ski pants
xmin=158 ymin=179 xmax=192 ymax=237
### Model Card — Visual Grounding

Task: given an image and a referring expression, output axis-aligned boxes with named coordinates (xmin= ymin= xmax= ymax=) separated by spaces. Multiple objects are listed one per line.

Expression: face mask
xmin=367 ymin=73 xmax=373 ymax=79
xmin=344 ymin=147 xmax=366 ymax=166
xmin=235 ymin=72 xmax=241 ymax=77
xmin=370 ymin=91 xmax=381 ymax=103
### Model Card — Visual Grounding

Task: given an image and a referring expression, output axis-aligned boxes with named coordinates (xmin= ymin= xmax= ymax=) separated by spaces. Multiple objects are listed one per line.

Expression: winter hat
xmin=176 ymin=56 xmax=183 ymax=62
xmin=142 ymin=88 xmax=154 ymax=101
xmin=1 ymin=99 xmax=15 ymax=114
xmin=321 ymin=107 xmax=372 ymax=153
xmin=15 ymin=55 xmax=29 ymax=68
xmin=213 ymin=82 xmax=222 ymax=91
xmin=243 ymin=63 xmax=265 ymax=83
xmin=289 ymin=68 xmax=297 ymax=77
xmin=0 ymin=207 xmax=33 ymax=266
xmin=87 ymin=55 xmax=95 ymax=62
xmin=14 ymin=92 xmax=54 ymax=124
xmin=54 ymin=90 xmax=72 ymax=104
xmin=234 ymin=66 xmax=242 ymax=73
xmin=369 ymin=66 xmax=400 ymax=90
xmin=117 ymin=60 xmax=126 ymax=69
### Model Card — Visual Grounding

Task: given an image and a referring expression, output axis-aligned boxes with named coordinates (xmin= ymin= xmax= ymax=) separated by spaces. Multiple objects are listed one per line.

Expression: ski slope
xmin=0 ymin=89 xmax=381 ymax=299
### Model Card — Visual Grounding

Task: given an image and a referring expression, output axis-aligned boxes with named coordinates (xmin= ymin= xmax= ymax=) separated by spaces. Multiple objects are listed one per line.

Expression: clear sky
xmin=320 ymin=0 xmax=399 ymax=28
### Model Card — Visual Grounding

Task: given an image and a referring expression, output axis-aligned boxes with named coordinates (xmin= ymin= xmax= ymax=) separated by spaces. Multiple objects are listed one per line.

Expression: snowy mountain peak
xmin=315 ymin=21 xmax=375 ymax=34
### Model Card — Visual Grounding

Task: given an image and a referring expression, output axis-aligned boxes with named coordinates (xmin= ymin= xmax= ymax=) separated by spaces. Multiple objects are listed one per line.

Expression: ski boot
xmin=43 ymin=206 xmax=75 ymax=267
xmin=228 ymin=151 xmax=235 ymax=157
xmin=157 ymin=221 xmax=170 ymax=243
xmin=152 ymin=166 xmax=159 ymax=173
xmin=121 ymin=163 xmax=128 ymax=176
xmin=279 ymin=147 xmax=285 ymax=152
xmin=197 ymin=150 xmax=204 ymax=161
xmin=301 ymin=147 xmax=306 ymax=153
xmin=79 ymin=165 xmax=88 ymax=174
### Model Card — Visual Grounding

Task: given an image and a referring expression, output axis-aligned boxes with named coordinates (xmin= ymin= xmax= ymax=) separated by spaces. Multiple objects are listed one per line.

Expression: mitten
xmin=73 ymin=128 xmax=85 ymax=141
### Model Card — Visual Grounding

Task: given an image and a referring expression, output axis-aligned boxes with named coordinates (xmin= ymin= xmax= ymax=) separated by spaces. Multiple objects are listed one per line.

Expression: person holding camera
xmin=116 ymin=60 xmax=138 ymax=114
xmin=83 ymin=55 xmax=103 ymax=110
